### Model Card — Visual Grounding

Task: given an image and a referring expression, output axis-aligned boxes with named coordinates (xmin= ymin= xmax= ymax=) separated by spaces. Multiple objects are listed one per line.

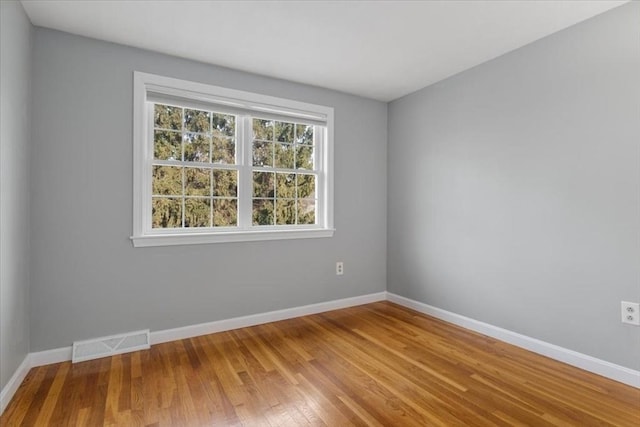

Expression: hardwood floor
xmin=2 ymin=301 xmax=638 ymax=426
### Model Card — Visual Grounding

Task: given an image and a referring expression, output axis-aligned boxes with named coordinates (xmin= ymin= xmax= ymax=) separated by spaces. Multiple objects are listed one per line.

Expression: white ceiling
xmin=21 ymin=0 xmax=627 ymax=101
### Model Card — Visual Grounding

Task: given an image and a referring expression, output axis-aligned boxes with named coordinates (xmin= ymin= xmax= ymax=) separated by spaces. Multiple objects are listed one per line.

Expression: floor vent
xmin=72 ymin=329 xmax=150 ymax=363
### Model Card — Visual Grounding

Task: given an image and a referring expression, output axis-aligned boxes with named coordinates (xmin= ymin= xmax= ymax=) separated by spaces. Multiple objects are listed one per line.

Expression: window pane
xmin=295 ymin=124 xmax=313 ymax=145
xmin=253 ymin=140 xmax=273 ymax=167
xmin=276 ymin=199 xmax=296 ymax=225
xmin=297 ymin=199 xmax=316 ymax=225
xmin=184 ymin=133 xmax=210 ymax=162
xmin=152 ymin=197 xmax=182 ymax=228
xmin=275 ymin=143 xmax=294 ymax=169
xmin=185 ymin=168 xmax=211 ymax=196
xmin=185 ymin=198 xmax=211 ymax=228
xmin=154 ymin=130 xmax=182 ymax=161
xmin=212 ymin=113 xmax=235 ymax=138
xmin=213 ymin=170 xmax=237 ymax=197
xmin=276 ymin=173 xmax=296 ymax=198
xmin=212 ymin=136 xmax=235 ymax=164
xmin=297 ymin=174 xmax=316 ymax=198
xmin=152 ymin=166 xmax=182 ymax=196
xmin=253 ymin=119 xmax=273 ymax=141
xmin=213 ymin=199 xmax=237 ymax=226
xmin=154 ymin=104 xmax=182 ymax=130
xmin=275 ymin=121 xmax=294 ymax=142
xmin=295 ymin=145 xmax=314 ymax=170
xmin=252 ymin=172 xmax=274 ymax=198
xmin=252 ymin=199 xmax=274 ymax=225
xmin=184 ymin=109 xmax=210 ymax=133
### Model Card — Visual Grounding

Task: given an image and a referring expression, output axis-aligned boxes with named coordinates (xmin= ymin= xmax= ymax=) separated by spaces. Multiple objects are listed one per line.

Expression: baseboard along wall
xmin=2 ymin=290 xmax=638 ymax=414
xmin=386 ymin=293 xmax=640 ymax=389
xmin=0 ymin=356 xmax=30 ymax=415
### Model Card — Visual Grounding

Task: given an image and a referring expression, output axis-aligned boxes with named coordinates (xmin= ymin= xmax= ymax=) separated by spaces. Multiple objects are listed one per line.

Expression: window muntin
xmin=132 ymin=71 xmax=334 ymax=246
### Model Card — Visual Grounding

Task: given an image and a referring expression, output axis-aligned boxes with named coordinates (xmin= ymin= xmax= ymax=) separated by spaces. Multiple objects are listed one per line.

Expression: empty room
xmin=1 ymin=0 xmax=639 ymax=425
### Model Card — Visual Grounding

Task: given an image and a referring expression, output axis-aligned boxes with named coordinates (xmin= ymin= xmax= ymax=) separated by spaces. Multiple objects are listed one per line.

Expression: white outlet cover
xmin=621 ymin=301 xmax=640 ymax=326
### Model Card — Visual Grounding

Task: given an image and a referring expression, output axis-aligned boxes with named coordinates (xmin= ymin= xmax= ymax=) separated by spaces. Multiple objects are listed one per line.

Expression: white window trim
xmin=131 ymin=72 xmax=334 ymax=247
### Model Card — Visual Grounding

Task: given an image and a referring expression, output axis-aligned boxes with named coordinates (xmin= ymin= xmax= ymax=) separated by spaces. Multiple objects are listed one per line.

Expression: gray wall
xmin=0 ymin=1 xmax=32 ymax=390
xmin=30 ymin=29 xmax=387 ymax=352
xmin=388 ymin=2 xmax=640 ymax=370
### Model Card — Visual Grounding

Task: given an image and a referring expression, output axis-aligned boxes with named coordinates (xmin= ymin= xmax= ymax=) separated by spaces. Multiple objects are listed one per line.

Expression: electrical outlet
xmin=336 ymin=261 xmax=344 ymax=276
xmin=621 ymin=301 xmax=640 ymax=326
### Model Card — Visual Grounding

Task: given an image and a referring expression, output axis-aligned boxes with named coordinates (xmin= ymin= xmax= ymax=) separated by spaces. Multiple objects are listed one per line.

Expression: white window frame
xmin=131 ymin=72 xmax=334 ymax=247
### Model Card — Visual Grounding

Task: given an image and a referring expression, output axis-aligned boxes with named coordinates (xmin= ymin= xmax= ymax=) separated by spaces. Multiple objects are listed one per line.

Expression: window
xmin=132 ymin=72 xmax=334 ymax=247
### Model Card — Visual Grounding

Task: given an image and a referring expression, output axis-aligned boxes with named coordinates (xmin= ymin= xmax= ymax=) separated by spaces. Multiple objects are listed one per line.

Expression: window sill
xmin=131 ymin=228 xmax=335 ymax=247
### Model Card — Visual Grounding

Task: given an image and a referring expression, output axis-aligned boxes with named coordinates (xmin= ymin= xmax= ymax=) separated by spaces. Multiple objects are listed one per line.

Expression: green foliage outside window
xmin=252 ymin=119 xmax=316 ymax=226
xmin=151 ymin=104 xmax=318 ymax=229
xmin=152 ymin=104 xmax=237 ymax=228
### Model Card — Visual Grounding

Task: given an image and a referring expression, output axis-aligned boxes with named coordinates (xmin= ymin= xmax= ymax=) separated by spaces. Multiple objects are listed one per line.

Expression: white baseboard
xmin=25 ymin=292 xmax=387 ymax=369
xmin=151 ymin=292 xmax=387 ymax=345
xmin=29 ymin=346 xmax=72 ymax=367
xmin=386 ymin=292 xmax=640 ymax=388
xmin=0 ymin=346 xmax=73 ymax=415
xmin=0 ymin=355 xmax=30 ymax=415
